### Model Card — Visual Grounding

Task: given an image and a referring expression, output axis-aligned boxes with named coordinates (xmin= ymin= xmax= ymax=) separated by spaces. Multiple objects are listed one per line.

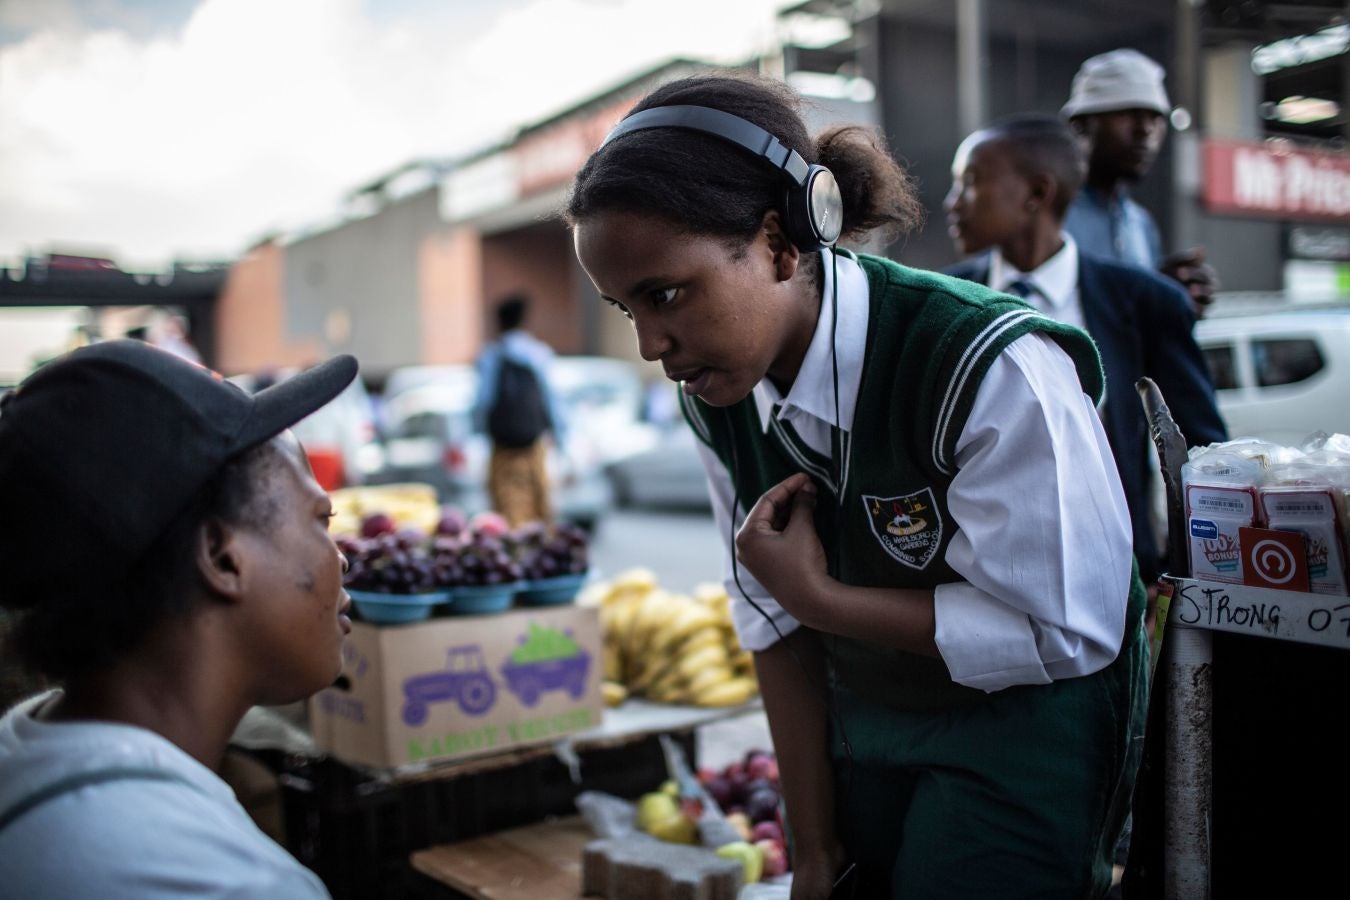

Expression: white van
xmin=1194 ymin=308 xmax=1350 ymax=446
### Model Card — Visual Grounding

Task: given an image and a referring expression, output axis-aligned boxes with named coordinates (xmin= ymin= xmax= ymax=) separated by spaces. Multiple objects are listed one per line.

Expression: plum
xmin=745 ymin=787 xmax=780 ymax=824
xmin=704 ymin=776 xmax=734 ymax=810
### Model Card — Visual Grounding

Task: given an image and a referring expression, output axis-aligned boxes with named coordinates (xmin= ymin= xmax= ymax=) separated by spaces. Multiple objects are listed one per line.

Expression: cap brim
xmin=1062 ymin=97 xmax=1170 ymax=118
xmin=236 ymin=354 xmax=359 ymax=452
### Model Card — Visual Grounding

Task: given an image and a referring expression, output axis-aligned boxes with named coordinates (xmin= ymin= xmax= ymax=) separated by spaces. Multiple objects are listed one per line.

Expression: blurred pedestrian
xmin=570 ymin=72 xmax=1146 ymax=899
xmin=472 ymin=294 xmax=567 ymax=526
xmin=0 ymin=340 xmax=356 ymax=898
xmin=944 ymin=113 xmax=1227 ymax=590
xmin=1062 ymin=48 xmax=1220 ymax=317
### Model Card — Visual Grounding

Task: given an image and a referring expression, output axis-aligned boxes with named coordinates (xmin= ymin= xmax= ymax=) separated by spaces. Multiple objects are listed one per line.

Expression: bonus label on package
xmin=1187 ymin=484 xmax=1256 ymax=583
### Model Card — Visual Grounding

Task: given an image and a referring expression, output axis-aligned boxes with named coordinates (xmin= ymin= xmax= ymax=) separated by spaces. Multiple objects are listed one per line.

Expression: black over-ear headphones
xmin=601 ymin=105 xmax=844 ymax=253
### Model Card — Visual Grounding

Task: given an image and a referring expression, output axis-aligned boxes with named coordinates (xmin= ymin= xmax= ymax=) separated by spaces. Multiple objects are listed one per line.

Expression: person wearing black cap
xmin=0 ymin=340 xmax=356 ymax=898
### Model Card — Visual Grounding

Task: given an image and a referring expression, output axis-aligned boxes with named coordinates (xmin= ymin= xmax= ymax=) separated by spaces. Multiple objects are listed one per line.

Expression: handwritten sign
xmin=1168 ymin=578 xmax=1350 ymax=650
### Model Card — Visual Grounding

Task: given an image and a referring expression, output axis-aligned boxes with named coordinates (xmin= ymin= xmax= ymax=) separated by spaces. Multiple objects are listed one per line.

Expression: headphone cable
xmin=725 ymin=248 xmax=856 ymax=896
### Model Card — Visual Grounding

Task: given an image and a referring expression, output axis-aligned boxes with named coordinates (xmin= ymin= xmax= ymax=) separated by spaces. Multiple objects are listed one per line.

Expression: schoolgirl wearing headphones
xmin=567 ymin=73 xmax=1147 ymax=899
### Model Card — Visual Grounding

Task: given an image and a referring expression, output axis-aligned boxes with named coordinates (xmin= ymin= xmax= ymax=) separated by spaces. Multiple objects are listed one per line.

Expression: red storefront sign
xmin=1204 ymin=138 xmax=1350 ymax=221
xmin=514 ymin=96 xmax=636 ymax=196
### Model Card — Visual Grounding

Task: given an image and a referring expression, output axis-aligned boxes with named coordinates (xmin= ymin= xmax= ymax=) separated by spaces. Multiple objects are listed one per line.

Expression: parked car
xmin=372 ymin=365 xmax=483 ymax=501
xmin=604 ymin=417 xmax=713 ymax=512
xmin=1195 ymin=309 xmax=1350 ymax=446
xmin=549 ymin=355 xmax=659 ymax=473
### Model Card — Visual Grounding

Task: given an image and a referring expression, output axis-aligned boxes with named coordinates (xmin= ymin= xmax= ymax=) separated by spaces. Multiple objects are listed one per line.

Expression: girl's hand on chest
xmin=735 ymin=472 xmax=830 ymax=617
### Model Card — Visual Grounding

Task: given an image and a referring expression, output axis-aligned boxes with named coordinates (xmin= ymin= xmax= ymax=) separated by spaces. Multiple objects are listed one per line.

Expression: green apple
xmin=647 ymin=811 xmax=699 ymax=844
xmin=636 ymin=792 xmax=680 ymax=832
xmin=716 ymin=840 xmax=764 ymax=884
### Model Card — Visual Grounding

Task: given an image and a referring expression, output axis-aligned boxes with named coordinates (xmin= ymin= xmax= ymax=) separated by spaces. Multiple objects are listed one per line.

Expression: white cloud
xmin=0 ymin=0 xmax=788 ymax=269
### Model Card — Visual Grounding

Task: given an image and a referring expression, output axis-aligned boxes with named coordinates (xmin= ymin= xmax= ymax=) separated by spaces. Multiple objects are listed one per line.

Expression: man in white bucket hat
xmin=1063 ymin=48 xmax=1218 ymax=317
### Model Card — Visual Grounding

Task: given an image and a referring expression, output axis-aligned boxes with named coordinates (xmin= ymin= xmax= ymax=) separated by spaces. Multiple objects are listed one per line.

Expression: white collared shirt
xmin=693 ymin=249 xmax=1133 ymax=691
xmin=989 ymin=234 xmax=1085 ymax=332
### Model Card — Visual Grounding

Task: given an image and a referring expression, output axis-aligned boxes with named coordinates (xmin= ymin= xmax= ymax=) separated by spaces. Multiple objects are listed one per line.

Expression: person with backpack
xmin=472 ymin=293 xmax=567 ymax=526
xmin=0 ymin=340 xmax=356 ymax=897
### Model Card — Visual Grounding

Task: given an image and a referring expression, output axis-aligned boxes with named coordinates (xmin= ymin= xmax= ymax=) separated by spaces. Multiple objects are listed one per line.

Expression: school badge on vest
xmin=862 ymin=489 xmax=943 ymax=570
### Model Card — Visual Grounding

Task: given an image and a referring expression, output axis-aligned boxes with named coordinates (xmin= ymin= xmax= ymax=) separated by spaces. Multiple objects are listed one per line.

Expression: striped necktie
xmin=1006 ymin=278 xmax=1037 ymax=300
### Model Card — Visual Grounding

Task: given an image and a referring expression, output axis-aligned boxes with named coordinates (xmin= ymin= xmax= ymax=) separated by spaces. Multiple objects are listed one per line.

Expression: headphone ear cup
xmin=782 ymin=166 xmax=842 ymax=252
xmin=781 ymin=183 xmax=819 ymax=253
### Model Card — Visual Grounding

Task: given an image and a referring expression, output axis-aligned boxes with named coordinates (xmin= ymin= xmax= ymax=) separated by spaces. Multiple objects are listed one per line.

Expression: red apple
xmin=755 ymin=838 xmax=789 ymax=878
xmin=470 ymin=511 xmax=510 ymax=537
xmin=751 ymin=820 xmax=784 ymax=845
xmin=360 ymin=512 xmax=396 ymax=538
xmin=746 ymin=754 xmax=779 ymax=783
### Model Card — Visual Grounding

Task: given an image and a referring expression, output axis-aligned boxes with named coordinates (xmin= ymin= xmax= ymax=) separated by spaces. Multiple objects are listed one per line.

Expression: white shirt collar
xmin=989 ymin=233 xmax=1079 ymax=314
xmin=750 ymin=248 xmax=868 ymax=436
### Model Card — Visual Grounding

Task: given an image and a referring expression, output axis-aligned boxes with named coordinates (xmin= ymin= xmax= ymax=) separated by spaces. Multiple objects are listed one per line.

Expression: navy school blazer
xmin=943 ymin=251 xmax=1228 ymax=582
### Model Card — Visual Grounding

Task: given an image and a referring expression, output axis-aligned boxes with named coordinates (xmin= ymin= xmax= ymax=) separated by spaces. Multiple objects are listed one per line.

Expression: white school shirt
xmin=988 ymin=234 xmax=1086 ymax=331
xmin=693 ymin=249 xmax=1133 ymax=691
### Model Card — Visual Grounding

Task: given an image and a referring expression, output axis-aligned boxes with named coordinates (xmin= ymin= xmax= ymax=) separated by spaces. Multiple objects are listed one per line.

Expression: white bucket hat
xmin=1061 ymin=48 xmax=1171 ymax=118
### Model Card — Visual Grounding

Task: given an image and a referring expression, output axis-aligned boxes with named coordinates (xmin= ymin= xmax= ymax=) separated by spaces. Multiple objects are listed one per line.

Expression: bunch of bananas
xmin=579 ymin=568 xmax=758 ymax=709
xmin=328 ymin=483 xmax=440 ymax=536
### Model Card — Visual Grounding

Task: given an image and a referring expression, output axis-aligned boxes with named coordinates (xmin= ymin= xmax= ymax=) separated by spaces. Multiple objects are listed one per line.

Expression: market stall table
xmin=409 ymin=815 xmax=592 ymax=899
xmin=229 ymin=699 xmax=764 ymax=900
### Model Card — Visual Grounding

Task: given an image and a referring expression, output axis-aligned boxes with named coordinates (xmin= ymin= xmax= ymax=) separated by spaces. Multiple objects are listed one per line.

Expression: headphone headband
xmin=599 ymin=103 xmax=843 ymax=251
xmin=601 ymin=105 xmax=812 ymax=187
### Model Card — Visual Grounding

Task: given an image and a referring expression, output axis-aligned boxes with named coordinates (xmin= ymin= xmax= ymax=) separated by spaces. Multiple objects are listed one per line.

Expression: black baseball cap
xmin=0 ymin=340 xmax=358 ymax=608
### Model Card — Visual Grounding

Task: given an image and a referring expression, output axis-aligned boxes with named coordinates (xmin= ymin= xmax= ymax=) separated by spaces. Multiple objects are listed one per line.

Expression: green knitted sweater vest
xmin=682 ymin=253 xmax=1105 ymax=710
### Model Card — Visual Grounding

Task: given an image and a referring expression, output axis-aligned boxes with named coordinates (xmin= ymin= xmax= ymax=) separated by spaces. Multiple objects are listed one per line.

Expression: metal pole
xmin=956 ymin=0 xmax=987 ymax=136
xmin=1140 ymin=374 xmax=1213 ymax=899
xmin=1163 ymin=624 xmax=1212 ymax=899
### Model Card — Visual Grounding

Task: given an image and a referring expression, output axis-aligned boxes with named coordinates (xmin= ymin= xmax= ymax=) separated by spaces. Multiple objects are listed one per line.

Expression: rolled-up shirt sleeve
xmin=934 ymin=332 xmax=1133 ymax=692
xmin=692 ymin=438 xmax=803 ymax=652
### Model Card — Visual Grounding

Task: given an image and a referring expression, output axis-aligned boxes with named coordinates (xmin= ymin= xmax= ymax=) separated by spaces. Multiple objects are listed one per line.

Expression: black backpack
xmin=487 ymin=357 xmax=550 ymax=448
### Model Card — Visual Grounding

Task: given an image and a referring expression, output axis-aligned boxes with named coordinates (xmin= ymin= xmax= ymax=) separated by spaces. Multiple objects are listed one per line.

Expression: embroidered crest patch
xmin=862 ymin=488 xmax=943 ymax=570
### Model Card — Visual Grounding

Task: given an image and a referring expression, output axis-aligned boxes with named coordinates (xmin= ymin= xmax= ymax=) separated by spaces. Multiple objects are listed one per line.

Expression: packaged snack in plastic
xmin=1182 ymin=446 xmax=1264 ymax=583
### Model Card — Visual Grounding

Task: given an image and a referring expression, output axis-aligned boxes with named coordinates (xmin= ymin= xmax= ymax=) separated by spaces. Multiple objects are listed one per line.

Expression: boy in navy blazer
xmin=943 ymin=113 xmax=1226 ymax=588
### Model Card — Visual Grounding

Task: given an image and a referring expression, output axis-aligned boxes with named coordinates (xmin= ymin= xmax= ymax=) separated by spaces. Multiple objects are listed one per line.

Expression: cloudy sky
xmin=0 ymin=0 xmax=792 ymax=270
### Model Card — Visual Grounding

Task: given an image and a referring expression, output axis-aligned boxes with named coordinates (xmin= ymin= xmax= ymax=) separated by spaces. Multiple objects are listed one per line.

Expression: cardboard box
xmin=310 ymin=604 xmax=604 ymax=769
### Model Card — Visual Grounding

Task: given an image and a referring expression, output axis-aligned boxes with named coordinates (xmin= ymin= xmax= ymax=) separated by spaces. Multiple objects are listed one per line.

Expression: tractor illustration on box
xmin=401 ymin=644 xmax=497 ymax=726
xmin=500 ymin=622 xmax=591 ymax=707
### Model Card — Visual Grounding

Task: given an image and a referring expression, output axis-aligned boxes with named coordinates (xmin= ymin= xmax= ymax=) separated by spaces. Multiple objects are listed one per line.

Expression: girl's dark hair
xmin=566 ymin=72 xmax=923 ymax=254
xmin=3 ymin=442 xmax=277 ymax=683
